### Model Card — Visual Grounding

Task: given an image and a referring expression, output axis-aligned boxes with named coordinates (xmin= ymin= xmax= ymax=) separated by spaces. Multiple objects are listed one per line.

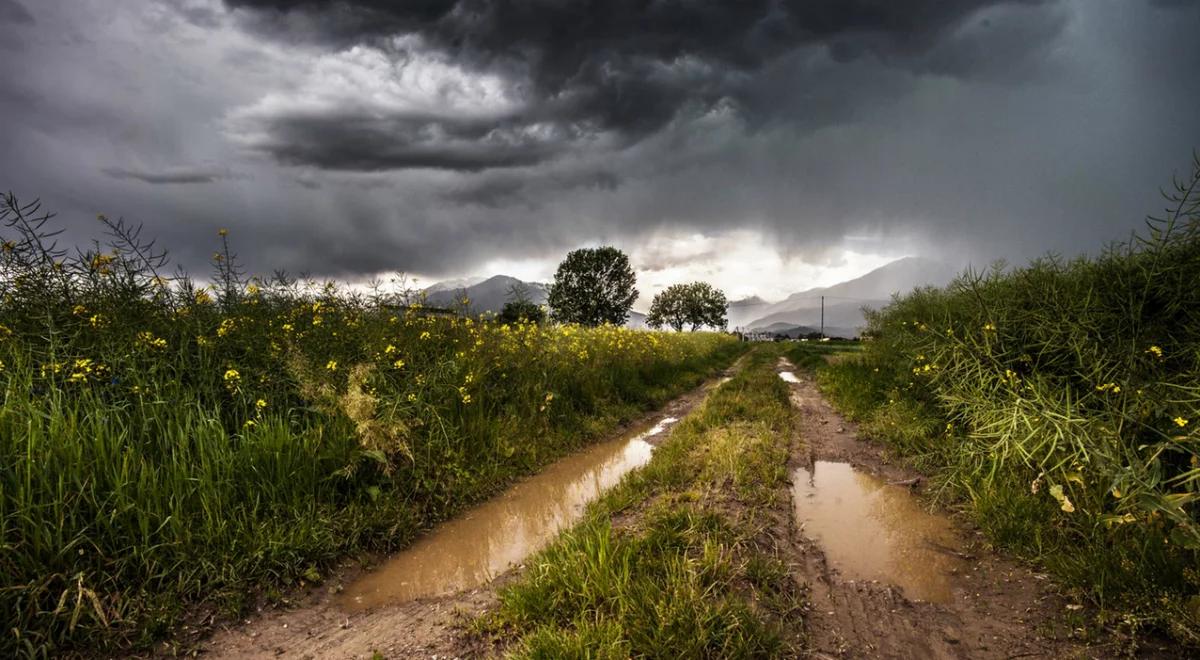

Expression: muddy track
xmin=776 ymin=358 xmax=1139 ymax=659
xmin=193 ymin=360 xmax=745 ymax=659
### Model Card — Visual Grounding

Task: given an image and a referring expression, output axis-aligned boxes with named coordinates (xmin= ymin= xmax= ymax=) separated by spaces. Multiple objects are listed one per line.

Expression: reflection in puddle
xmin=339 ymin=417 xmax=678 ymax=610
xmin=778 ymin=371 xmax=800 ymax=383
xmin=791 ymin=461 xmax=965 ymax=603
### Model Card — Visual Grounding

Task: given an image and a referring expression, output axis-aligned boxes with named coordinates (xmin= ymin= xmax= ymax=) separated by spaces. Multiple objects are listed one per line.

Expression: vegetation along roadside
xmin=812 ymin=157 xmax=1200 ymax=647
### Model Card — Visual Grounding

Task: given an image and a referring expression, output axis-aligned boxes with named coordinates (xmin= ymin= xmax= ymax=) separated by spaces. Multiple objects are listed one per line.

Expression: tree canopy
xmin=547 ymin=246 xmax=638 ymax=326
xmin=647 ymin=282 xmax=728 ymax=332
xmin=498 ymin=283 xmax=546 ymax=324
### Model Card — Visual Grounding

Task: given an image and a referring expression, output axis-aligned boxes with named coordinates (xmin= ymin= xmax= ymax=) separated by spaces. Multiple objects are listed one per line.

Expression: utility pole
xmin=820 ymin=295 xmax=824 ymax=339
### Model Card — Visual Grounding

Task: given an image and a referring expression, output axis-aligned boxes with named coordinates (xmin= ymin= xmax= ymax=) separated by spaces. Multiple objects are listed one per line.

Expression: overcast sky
xmin=1 ymin=0 xmax=1198 ymax=303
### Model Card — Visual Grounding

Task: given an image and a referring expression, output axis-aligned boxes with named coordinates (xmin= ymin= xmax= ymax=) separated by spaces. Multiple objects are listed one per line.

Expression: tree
xmin=647 ymin=281 xmax=728 ymax=332
xmin=498 ymin=283 xmax=546 ymax=324
xmin=547 ymin=246 xmax=638 ymax=326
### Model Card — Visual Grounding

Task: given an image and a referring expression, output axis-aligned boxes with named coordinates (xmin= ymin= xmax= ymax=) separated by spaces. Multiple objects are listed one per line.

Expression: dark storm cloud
xmin=101 ymin=166 xmax=239 ymax=185
xmin=223 ymin=0 xmax=1056 ymax=172
xmin=2 ymin=0 xmax=1199 ymax=289
xmin=0 ymin=0 xmax=33 ymax=25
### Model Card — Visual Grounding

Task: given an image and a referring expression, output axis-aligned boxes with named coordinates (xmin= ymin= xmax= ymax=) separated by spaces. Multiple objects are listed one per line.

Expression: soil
xmin=191 ymin=364 xmax=740 ymax=660
xmin=775 ymin=357 xmax=1177 ymax=659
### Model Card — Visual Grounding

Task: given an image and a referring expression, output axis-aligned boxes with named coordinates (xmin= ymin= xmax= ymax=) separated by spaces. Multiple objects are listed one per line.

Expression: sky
xmin=1 ymin=0 xmax=1198 ymax=305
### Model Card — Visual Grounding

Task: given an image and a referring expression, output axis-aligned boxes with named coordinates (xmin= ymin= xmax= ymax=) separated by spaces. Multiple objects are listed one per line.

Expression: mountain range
xmin=420 ymin=256 xmax=960 ymax=335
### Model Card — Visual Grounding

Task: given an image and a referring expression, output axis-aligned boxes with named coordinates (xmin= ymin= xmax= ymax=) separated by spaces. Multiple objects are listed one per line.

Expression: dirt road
xmin=193 ymin=355 xmax=1173 ymax=659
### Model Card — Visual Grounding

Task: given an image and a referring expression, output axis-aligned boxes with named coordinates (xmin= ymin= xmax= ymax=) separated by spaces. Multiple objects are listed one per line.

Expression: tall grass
xmin=0 ymin=193 xmax=743 ymax=656
xmin=817 ymin=156 xmax=1200 ymax=644
xmin=485 ymin=347 xmax=804 ymax=658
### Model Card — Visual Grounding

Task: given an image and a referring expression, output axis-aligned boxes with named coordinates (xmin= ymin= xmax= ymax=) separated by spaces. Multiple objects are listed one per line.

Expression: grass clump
xmin=814 ymin=156 xmax=1200 ymax=645
xmin=0 ymin=193 xmax=743 ymax=657
xmin=484 ymin=347 xmax=804 ymax=658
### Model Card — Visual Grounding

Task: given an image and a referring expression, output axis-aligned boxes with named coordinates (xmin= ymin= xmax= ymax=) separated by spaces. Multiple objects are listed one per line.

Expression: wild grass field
xmin=0 ymin=193 xmax=743 ymax=656
xmin=813 ymin=157 xmax=1200 ymax=645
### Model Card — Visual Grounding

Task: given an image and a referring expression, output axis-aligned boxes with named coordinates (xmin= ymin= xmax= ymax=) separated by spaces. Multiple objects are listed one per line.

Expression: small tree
xmin=647 ymin=281 xmax=728 ymax=331
xmin=547 ymin=246 xmax=638 ymax=326
xmin=498 ymin=283 xmax=546 ymax=324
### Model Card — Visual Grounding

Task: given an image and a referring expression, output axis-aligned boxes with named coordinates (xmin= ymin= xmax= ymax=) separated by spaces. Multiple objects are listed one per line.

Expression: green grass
xmin=481 ymin=347 xmax=804 ymax=659
xmin=808 ymin=158 xmax=1200 ymax=646
xmin=0 ymin=194 xmax=746 ymax=657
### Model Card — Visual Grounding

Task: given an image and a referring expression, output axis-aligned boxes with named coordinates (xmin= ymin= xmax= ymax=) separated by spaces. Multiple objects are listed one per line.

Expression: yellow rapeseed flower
xmin=281 ymin=323 xmax=294 ymax=333
xmin=385 ymin=344 xmax=397 ymax=354
xmin=326 ymin=360 xmax=338 ymax=372
xmin=255 ymin=399 xmax=268 ymax=410
xmin=1146 ymin=345 xmax=1164 ymax=359
xmin=420 ymin=331 xmax=431 ymax=340
xmin=224 ymin=369 xmax=240 ymax=382
xmin=1174 ymin=417 xmax=1190 ymax=428
xmin=393 ymin=359 xmax=405 ymax=369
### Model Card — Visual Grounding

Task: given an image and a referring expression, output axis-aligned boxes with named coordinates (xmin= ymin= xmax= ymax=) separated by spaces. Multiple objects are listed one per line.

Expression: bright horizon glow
xmin=387 ymin=229 xmax=910 ymax=312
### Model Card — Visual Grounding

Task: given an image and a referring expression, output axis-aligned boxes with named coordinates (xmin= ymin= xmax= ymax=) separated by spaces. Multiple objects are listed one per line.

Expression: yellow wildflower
xmin=420 ymin=331 xmax=431 ymax=340
xmin=393 ymin=359 xmax=406 ymax=369
xmin=983 ymin=322 xmax=996 ymax=332
xmin=1174 ymin=417 xmax=1189 ymax=428
xmin=281 ymin=323 xmax=294 ymax=333
xmin=224 ymin=369 xmax=240 ymax=383
xmin=385 ymin=344 xmax=397 ymax=354
xmin=255 ymin=399 xmax=268 ymax=411
xmin=72 ymin=304 xmax=87 ymax=316
xmin=218 ymin=228 xmax=228 ymax=237
xmin=326 ymin=360 xmax=338 ymax=372
xmin=1147 ymin=345 xmax=1164 ymax=359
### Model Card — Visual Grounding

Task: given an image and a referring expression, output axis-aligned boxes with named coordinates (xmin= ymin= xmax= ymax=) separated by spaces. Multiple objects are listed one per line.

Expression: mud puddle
xmin=339 ymin=416 xmax=679 ymax=610
xmin=791 ymin=460 xmax=966 ymax=603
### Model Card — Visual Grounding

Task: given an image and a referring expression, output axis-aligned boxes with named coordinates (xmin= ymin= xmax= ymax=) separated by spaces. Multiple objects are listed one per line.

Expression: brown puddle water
xmin=792 ymin=461 xmax=966 ymax=603
xmin=339 ymin=416 xmax=678 ymax=610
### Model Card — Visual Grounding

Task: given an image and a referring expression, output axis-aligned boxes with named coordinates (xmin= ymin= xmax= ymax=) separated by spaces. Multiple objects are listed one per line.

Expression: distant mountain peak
xmin=730 ymin=295 xmax=768 ymax=306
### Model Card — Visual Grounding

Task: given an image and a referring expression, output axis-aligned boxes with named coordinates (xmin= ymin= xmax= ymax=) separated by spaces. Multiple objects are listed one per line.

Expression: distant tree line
xmin=504 ymin=245 xmax=728 ymax=331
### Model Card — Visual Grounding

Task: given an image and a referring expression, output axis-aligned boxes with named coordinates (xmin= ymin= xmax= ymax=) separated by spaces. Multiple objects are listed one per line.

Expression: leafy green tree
xmin=547 ymin=247 xmax=638 ymax=326
xmin=647 ymin=282 xmax=728 ymax=331
xmin=498 ymin=283 xmax=547 ymax=324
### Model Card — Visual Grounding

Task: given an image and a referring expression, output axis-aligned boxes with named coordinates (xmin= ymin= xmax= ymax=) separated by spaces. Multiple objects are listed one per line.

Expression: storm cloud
xmin=221 ymin=0 xmax=1062 ymax=172
xmin=0 ymin=0 xmax=1198 ymax=296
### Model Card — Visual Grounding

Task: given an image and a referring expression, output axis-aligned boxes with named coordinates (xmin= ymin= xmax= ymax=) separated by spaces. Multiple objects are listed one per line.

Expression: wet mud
xmin=340 ymin=417 xmax=674 ymax=609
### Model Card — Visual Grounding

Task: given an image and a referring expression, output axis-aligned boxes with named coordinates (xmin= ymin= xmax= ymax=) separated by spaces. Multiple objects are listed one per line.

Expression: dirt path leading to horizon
xmin=194 ymin=353 xmax=1177 ymax=659
xmin=775 ymin=357 xmax=1151 ymax=659
xmin=195 ymin=363 xmax=743 ymax=660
